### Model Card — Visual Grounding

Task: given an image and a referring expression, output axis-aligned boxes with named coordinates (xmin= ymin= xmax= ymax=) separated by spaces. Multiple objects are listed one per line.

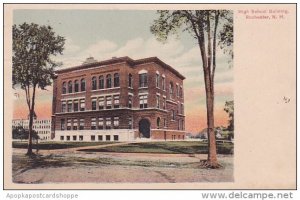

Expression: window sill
xmin=138 ymin=87 xmax=148 ymax=89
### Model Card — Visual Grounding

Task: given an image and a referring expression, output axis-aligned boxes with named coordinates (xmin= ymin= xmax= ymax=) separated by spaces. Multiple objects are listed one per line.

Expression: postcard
xmin=3 ymin=3 xmax=296 ymax=189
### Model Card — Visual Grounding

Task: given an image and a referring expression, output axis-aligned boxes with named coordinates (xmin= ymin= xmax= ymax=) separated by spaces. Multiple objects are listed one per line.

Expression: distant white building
xmin=12 ymin=118 xmax=52 ymax=141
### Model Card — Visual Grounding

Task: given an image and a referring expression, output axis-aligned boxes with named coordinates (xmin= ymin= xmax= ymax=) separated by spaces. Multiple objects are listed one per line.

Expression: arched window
xmin=81 ymin=78 xmax=86 ymax=92
xmin=157 ymin=117 xmax=161 ymax=129
xmin=74 ymin=80 xmax=79 ymax=92
xmin=99 ymin=75 xmax=104 ymax=89
xmin=169 ymin=82 xmax=174 ymax=99
xmin=114 ymin=73 xmax=120 ymax=87
xmin=68 ymin=81 xmax=72 ymax=93
xmin=106 ymin=74 xmax=112 ymax=88
xmin=92 ymin=76 xmax=97 ymax=90
xmin=128 ymin=73 xmax=133 ymax=87
xmin=139 ymin=72 xmax=148 ymax=87
xmin=62 ymin=82 xmax=66 ymax=94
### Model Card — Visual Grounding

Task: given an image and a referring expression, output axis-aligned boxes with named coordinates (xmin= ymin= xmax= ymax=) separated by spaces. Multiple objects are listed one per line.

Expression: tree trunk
xmin=26 ymin=86 xmax=36 ymax=156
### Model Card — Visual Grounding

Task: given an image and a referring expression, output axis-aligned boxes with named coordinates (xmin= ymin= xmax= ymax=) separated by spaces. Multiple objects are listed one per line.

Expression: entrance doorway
xmin=139 ymin=119 xmax=151 ymax=138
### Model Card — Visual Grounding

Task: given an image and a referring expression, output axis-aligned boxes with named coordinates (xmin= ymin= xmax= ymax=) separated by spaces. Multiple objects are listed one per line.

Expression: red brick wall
xmin=52 ymin=57 xmax=186 ymax=138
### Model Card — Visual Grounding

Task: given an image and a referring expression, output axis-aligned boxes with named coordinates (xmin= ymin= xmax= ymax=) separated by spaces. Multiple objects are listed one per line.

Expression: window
xmin=105 ymin=117 xmax=111 ymax=129
xmin=178 ymin=119 xmax=180 ymax=130
xmin=74 ymin=100 xmax=79 ymax=112
xmin=113 ymin=117 xmax=119 ymax=129
xmin=98 ymin=117 xmax=104 ymax=129
xmin=113 ymin=95 xmax=120 ymax=108
xmin=157 ymin=117 xmax=160 ymax=129
xmin=128 ymin=116 xmax=133 ymax=129
xmin=81 ymin=79 xmax=86 ymax=91
xmin=67 ymin=119 xmax=71 ymax=130
xmin=164 ymin=118 xmax=167 ymax=128
xmin=73 ymin=119 xmax=78 ymax=130
xmin=114 ymin=73 xmax=120 ymax=87
xmin=128 ymin=95 xmax=132 ymax=108
xmin=99 ymin=75 xmax=104 ymax=89
xmin=169 ymin=82 xmax=174 ymax=99
xmin=180 ymin=86 xmax=183 ymax=98
xmin=181 ymin=103 xmax=184 ymax=114
xmin=139 ymin=73 xmax=148 ymax=87
xmin=79 ymin=118 xmax=84 ymax=130
xmin=79 ymin=135 xmax=83 ymax=141
xmin=171 ymin=110 xmax=175 ymax=120
xmin=156 ymin=95 xmax=160 ymax=109
xmin=91 ymin=117 xmax=96 ymax=130
xmin=80 ymin=99 xmax=85 ymax=111
xmin=139 ymin=95 xmax=148 ymax=109
xmin=62 ymin=82 xmax=67 ymax=94
xmin=178 ymin=103 xmax=181 ymax=114
xmin=114 ymin=135 xmax=119 ymax=141
xmin=98 ymin=135 xmax=103 ymax=141
xmin=106 ymin=96 xmax=112 ymax=109
xmin=91 ymin=135 xmax=95 ymax=141
xmin=67 ymin=100 xmax=72 ymax=112
xmin=73 ymin=135 xmax=77 ymax=141
xmin=128 ymin=74 xmax=133 ymax=87
xmin=98 ymin=97 xmax=104 ymax=110
xmin=68 ymin=81 xmax=72 ymax=93
xmin=74 ymin=80 xmax=79 ymax=92
xmin=176 ymin=84 xmax=179 ymax=97
xmin=61 ymin=101 xmax=66 ymax=113
xmin=156 ymin=73 xmax=160 ymax=88
xmin=60 ymin=136 xmax=64 ymax=141
xmin=61 ymin=119 xmax=65 ymax=130
xmin=92 ymin=76 xmax=97 ymax=90
xmin=92 ymin=98 xmax=97 ymax=110
xmin=162 ymin=76 xmax=166 ymax=90
xmin=106 ymin=135 xmax=111 ymax=141
xmin=106 ymin=74 xmax=112 ymax=88
xmin=163 ymin=97 xmax=166 ymax=110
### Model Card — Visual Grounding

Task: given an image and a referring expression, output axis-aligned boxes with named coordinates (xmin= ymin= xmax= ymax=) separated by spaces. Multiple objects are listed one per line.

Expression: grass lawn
xmin=80 ymin=141 xmax=234 ymax=155
xmin=12 ymin=141 xmax=117 ymax=150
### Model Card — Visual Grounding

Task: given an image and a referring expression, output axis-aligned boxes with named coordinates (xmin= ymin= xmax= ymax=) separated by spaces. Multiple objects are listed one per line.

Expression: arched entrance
xmin=139 ymin=119 xmax=151 ymax=138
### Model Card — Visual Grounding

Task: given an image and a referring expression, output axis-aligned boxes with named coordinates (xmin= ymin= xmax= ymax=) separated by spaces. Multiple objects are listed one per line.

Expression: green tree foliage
xmin=12 ymin=126 xmax=39 ymax=141
xmin=12 ymin=23 xmax=65 ymax=155
xmin=151 ymin=10 xmax=233 ymax=168
xmin=224 ymin=100 xmax=234 ymax=132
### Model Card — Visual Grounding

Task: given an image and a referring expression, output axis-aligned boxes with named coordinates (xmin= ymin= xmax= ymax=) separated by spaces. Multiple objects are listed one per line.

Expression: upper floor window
xmin=98 ymin=96 xmax=104 ymax=110
xmin=67 ymin=118 xmax=72 ymax=130
xmin=74 ymin=100 xmax=79 ymax=112
xmin=62 ymin=82 xmax=67 ymax=94
xmin=106 ymin=74 xmax=112 ymax=88
xmin=106 ymin=96 xmax=112 ymax=109
xmin=92 ymin=98 xmax=97 ymax=110
xmin=113 ymin=117 xmax=119 ymax=129
xmin=139 ymin=95 xmax=148 ymax=109
xmin=67 ymin=100 xmax=72 ymax=112
xmin=99 ymin=75 xmax=104 ymax=89
xmin=128 ymin=116 xmax=133 ymax=129
xmin=98 ymin=117 xmax=104 ymax=129
xmin=171 ymin=109 xmax=175 ymax=120
xmin=114 ymin=95 xmax=120 ymax=108
xmin=68 ymin=81 xmax=72 ymax=93
xmin=73 ymin=119 xmax=78 ymax=130
xmin=163 ymin=97 xmax=166 ymax=110
xmin=79 ymin=118 xmax=85 ymax=130
xmin=128 ymin=74 xmax=133 ymax=88
xmin=61 ymin=119 xmax=65 ymax=130
xmin=74 ymin=80 xmax=79 ymax=92
xmin=81 ymin=79 xmax=86 ymax=92
xmin=180 ymin=86 xmax=183 ymax=98
xmin=162 ymin=75 xmax=166 ymax=90
xmin=139 ymin=73 xmax=148 ymax=88
xmin=61 ymin=101 xmax=66 ymax=113
xmin=106 ymin=117 xmax=111 ymax=129
xmin=176 ymin=84 xmax=179 ymax=97
xmin=156 ymin=95 xmax=160 ymax=109
xmin=156 ymin=73 xmax=160 ymax=88
xmin=114 ymin=73 xmax=120 ymax=87
xmin=80 ymin=99 xmax=85 ymax=111
xmin=169 ymin=82 xmax=174 ymax=99
xmin=91 ymin=117 xmax=96 ymax=130
xmin=128 ymin=95 xmax=132 ymax=108
xmin=92 ymin=77 xmax=97 ymax=90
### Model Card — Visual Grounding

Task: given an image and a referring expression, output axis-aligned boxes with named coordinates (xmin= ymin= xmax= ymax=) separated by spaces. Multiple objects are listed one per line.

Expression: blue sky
xmin=13 ymin=9 xmax=233 ymax=133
